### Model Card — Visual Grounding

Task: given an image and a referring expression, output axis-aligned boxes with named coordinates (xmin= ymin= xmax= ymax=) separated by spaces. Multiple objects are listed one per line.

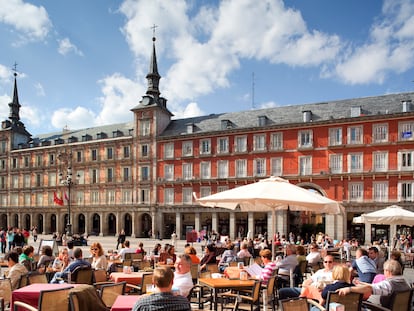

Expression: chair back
xmin=69 ymin=292 xmax=80 ymax=311
xmin=280 ymin=297 xmax=309 ymax=311
xmin=0 ymin=278 xmax=12 ymax=306
xmin=266 ymin=275 xmax=276 ymax=298
xmin=190 ymin=264 xmax=199 ymax=284
xmin=28 ymin=273 xmax=48 ymax=284
xmin=326 ymin=291 xmax=363 ymax=311
xmin=141 ymin=273 xmax=154 ymax=294
xmin=251 ymin=280 xmax=262 ymax=304
xmin=99 ymin=281 xmax=126 ymax=308
xmin=17 ymin=273 xmax=29 ymax=288
xmin=93 ymin=269 xmax=108 ymax=283
xmin=37 ymin=287 xmax=72 ymax=311
xmin=386 ymin=288 xmax=414 ymax=311
xmin=206 ymin=264 xmax=218 ymax=273
xmin=71 ymin=266 xmax=94 ymax=284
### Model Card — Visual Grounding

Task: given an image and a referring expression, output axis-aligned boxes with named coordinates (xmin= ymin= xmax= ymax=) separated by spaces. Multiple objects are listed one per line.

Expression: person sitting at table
xmin=151 ymin=243 xmax=162 ymax=256
xmin=37 ymin=245 xmax=55 ymax=273
xmin=135 ymin=242 xmax=146 ymax=255
xmin=199 ymin=244 xmax=217 ymax=271
xmin=252 ymin=249 xmax=277 ymax=285
xmin=368 ymin=246 xmax=385 ymax=274
xmin=237 ymin=242 xmax=252 ymax=259
xmin=390 ymin=250 xmax=404 ymax=273
xmin=351 ymin=248 xmax=377 ymax=283
xmin=159 ymin=244 xmax=176 ymax=265
xmin=276 ymin=244 xmax=298 ymax=287
xmin=184 ymin=245 xmax=200 ymax=264
xmin=173 ymin=254 xmax=193 ymax=297
xmin=296 ymin=245 xmax=306 ymax=262
xmin=115 ymin=240 xmax=136 ymax=260
xmin=4 ymin=251 xmax=28 ymax=290
xmin=218 ymin=243 xmax=236 ymax=273
xmin=337 ymin=259 xmax=411 ymax=309
xmin=278 ymin=254 xmax=334 ymax=300
xmin=19 ymin=245 xmax=35 ymax=271
xmin=90 ymin=242 xmax=108 ymax=270
xmin=132 ymin=267 xmax=191 ymax=311
xmin=50 ymin=248 xmax=91 ymax=283
xmin=52 ymin=248 xmax=71 ymax=272
xmin=306 ymin=243 xmax=321 ymax=267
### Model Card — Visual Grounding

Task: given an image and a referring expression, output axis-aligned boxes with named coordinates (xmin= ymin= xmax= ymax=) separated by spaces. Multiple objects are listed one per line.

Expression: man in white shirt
xmin=173 ymin=254 xmax=193 ymax=297
xmin=306 ymin=243 xmax=321 ymax=266
xmin=116 ymin=240 xmax=136 ymax=259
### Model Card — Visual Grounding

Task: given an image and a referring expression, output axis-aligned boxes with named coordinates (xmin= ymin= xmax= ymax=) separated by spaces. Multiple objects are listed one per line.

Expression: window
xmin=200 ymin=187 xmax=211 ymax=198
xmin=164 ymin=188 xmax=174 ymax=204
xmin=123 ymin=146 xmax=130 ymax=158
xmin=254 ymin=158 xmax=266 ymax=176
xmin=140 ymin=189 xmax=150 ymax=204
xmin=24 ymin=174 xmax=31 ymax=188
xmin=140 ymin=120 xmax=150 ymax=136
xmin=107 ymin=168 xmax=113 ymax=182
xmin=141 ymin=144 xmax=149 ymax=157
xmin=398 ymin=151 xmax=414 ymax=171
xmin=107 ymin=190 xmax=115 ymax=204
xmin=271 ymin=157 xmax=282 ymax=176
xmin=329 ymin=128 xmax=342 ymax=146
xmin=141 ymin=166 xmax=149 ymax=181
xmin=235 ymin=136 xmax=247 ymax=153
xmin=164 ymin=164 xmax=174 ymax=181
xmin=349 ymin=183 xmax=363 ymax=202
xmin=399 ymin=121 xmax=414 ymax=141
xmin=298 ymin=130 xmax=313 ymax=148
xmin=123 ymin=167 xmax=130 ymax=182
xmin=373 ymin=152 xmax=388 ymax=172
xmin=182 ymin=141 xmax=193 ymax=157
xmin=0 ymin=160 xmax=5 ymax=170
xmin=91 ymin=191 xmax=99 ymax=204
xmin=36 ymin=155 xmax=42 ymax=167
xmin=200 ymin=162 xmax=211 ymax=179
xmin=373 ymin=182 xmax=388 ymax=202
xmin=164 ymin=143 xmax=174 ymax=159
xmin=218 ymin=160 xmax=229 ymax=179
xmin=122 ymin=190 xmax=132 ymax=203
xmin=12 ymin=175 xmax=18 ymax=188
xmin=329 ymin=154 xmax=343 ymax=174
xmin=253 ymin=134 xmax=266 ymax=151
xmin=183 ymin=163 xmax=193 ymax=180
xmin=0 ymin=141 xmax=6 ymax=153
xmin=299 ymin=156 xmax=312 ymax=175
xmin=107 ymin=147 xmax=113 ymax=160
xmin=76 ymin=191 xmax=84 ymax=205
xmin=200 ymin=139 xmax=211 ymax=155
xmin=270 ymin=133 xmax=283 ymax=150
xmin=92 ymin=169 xmax=99 ymax=184
xmin=398 ymin=182 xmax=414 ymax=202
xmin=348 ymin=153 xmax=363 ymax=173
xmin=24 ymin=156 xmax=30 ymax=167
xmin=36 ymin=174 xmax=41 ymax=187
xmin=236 ymin=159 xmax=247 ymax=177
xmin=347 ymin=126 xmax=363 ymax=144
xmin=49 ymin=153 xmax=55 ymax=166
xmin=76 ymin=151 xmax=83 ymax=163
xmin=12 ymin=158 xmax=17 ymax=169
xmin=91 ymin=149 xmax=98 ymax=161
xmin=217 ymin=137 xmax=229 ymax=154
xmin=24 ymin=193 xmax=30 ymax=206
xmin=373 ymin=123 xmax=388 ymax=143
xmin=218 ymin=186 xmax=229 ymax=192
xmin=48 ymin=173 xmax=56 ymax=187
xmin=182 ymin=188 xmax=193 ymax=204
xmin=11 ymin=194 xmax=18 ymax=206
xmin=36 ymin=193 xmax=43 ymax=206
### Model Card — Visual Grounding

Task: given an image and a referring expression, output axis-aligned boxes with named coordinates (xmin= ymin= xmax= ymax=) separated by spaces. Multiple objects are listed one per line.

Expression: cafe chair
xmin=17 ymin=274 xmax=29 ymax=289
xmin=206 ymin=264 xmax=219 ymax=274
xmin=13 ymin=286 xmax=72 ymax=311
xmin=220 ymin=280 xmax=262 ymax=311
xmin=308 ymin=291 xmax=363 ymax=311
xmin=98 ymin=281 xmax=126 ymax=308
xmin=261 ymin=275 xmax=277 ymax=311
xmin=190 ymin=264 xmax=200 ymax=284
xmin=27 ymin=273 xmax=48 ymax=285
xmin=361 ymin=288 xmax=414 ymax=311
xmin=280 ymin=297 xmax=309 ymax=311
xmin=93 ymin=269 xmax=108 ymax=283
xmin=0 ymin=278 xmax=12 ymax=311
xmin=126 ymin=272 xmax=153 ymax=295
xmin=71 ymin=266 xmax=94 ymax=285
xmin=68 ymin=284 xmax=108 ymax=311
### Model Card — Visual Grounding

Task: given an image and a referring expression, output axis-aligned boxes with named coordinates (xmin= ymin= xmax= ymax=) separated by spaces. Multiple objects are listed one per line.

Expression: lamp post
xmin=59 ymin=166 xmax=75 ymax=237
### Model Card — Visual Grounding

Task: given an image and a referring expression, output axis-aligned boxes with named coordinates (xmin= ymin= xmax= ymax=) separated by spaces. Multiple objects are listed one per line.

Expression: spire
xmin=9 ymin=72 xmax=21 ymax=124
xmin=146 ymin=35 xmax=161 ymax=98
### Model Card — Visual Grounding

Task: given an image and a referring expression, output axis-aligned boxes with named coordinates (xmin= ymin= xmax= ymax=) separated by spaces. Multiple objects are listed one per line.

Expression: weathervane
xmin=12 ymin=62 xmax=18 ymax=77
xmin=151 ymin=24 xmax=158 ymax=40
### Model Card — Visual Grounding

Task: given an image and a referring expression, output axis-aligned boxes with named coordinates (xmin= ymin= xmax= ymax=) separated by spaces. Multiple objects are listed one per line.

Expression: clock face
xmin=142 ymin=96 xmax=151 ymax=106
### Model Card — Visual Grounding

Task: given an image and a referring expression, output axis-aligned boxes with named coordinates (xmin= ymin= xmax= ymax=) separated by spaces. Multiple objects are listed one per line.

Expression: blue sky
xmin=0 ymin=0 xmax=414 ymax=135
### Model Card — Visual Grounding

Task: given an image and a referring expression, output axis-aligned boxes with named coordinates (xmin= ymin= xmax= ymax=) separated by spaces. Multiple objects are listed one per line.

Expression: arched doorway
xmin=12 ymin=214 xmax=18 ymax=228
xmin=0 ymin=214 xmax=7 ymax=229
xmin=24 ymin=214 xmax=30 ymax=230
xmin=78 ymin=214 xmax=85 ymax=234
xmin=50 ymin=214 xmax=56 ymax=233
xmin=108 ymin=213 xmax=116 ymax=235
xmin=36 ymin=214 xmax=43 ymax=233
xmin=124 ymin=213 xmax=132 ymax=236
xmin=141 ymin=213 xmax=152 ymax=237
xmin=92 ymin=213 xmax=100 ymax=235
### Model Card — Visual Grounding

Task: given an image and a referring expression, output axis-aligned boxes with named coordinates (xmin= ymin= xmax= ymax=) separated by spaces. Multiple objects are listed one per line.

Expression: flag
xmin=54 ymin=192 xmax=64 ymax=206
xmin=64 ymin=192 xmax=69 ymax=201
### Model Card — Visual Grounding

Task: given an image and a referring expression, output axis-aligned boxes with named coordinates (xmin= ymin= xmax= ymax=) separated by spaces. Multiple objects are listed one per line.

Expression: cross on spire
xmin=151 ymin=24 xmax=158 ymax=39
xmin=12 ymin=62 xmax=18 ymax=77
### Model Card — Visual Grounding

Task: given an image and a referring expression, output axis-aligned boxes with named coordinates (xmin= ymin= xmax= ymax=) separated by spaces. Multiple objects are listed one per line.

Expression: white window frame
xmin=164 ymin=143 xmax=174 ymax=159
xmin=398 ymin=181 xmax=414 ymax=202
xmin=373 ymin=151 xmax=388 ymax=172
xmin=270 ymin=132 xmax=283 ymax=151
xmin=373 ymin=182 xmax=388 ymax=202
xmin=235 ymin=136 xmax=247 ymax=153
xmin=299 ymin=156 xmax=312 ymax=175
xmin=182 ymin=141 xmax=193 ymax=157
xmin=298 ymin=130 xmax=313 ymax=148
xmin=328 ymin=128 xmax=342 ymax=146
xmin=218 ymin=160 xmax=229 ymax=179
xmin=399 ymin=121 xmax=414 ymax=141
xmin=182 ymin=188 xmax=193 ymax=204
xmin=140 ymin=120 xmax=150 ymax=136
xmin=236 ymin=159 xmax=247 ymax=177
xmin=200 ymin=187 xmax=211 ymax=198
xmin=270 ymin=157 xmax=283 ymax=176
xmin=348 ymin=153 xmax=363 ymax=173
xmin=253 ymin=134 xmax=266 ymax=151
xmin=200 ymin=161 xmax=211 ymax=179
xmin=200 ymin=139 xmax=211 ymax=155
xmin=164 ymin=188 xmax=174 ymax=205
xmin=349 ymin=182 xmax=363 ymax=202
xmin=397 ymin=151 xmax=414 ymax=171
xmin=183 ymin=163 xmax=193 ymax=180
xmin=373 ymin=123 xmax=388 ymax=143
xmin=347 ymin=125 xmax=363 ymax=144
xmin=164 ymin=164 xmax=174 ymax=181
xmin=329 ymin=154 xmax=343 ymax=174
xmin=217 ymin=137 xmax=229 ymax=154
xmin=254 ymin=158 xmax=266 ymax=177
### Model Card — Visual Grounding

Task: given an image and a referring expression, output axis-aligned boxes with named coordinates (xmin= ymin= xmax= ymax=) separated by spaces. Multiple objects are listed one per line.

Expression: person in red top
xmin=135 ymin=242 xmax=146 ymax=255
xmin=184 ymin=245 xmax=200 ymax=264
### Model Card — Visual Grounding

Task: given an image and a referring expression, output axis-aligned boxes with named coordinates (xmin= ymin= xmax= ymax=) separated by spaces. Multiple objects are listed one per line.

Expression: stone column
xmin=248 ymin=212 xmax=254 ymax=239
xmin=212 ymin=212 xmax=218 ymax=233
xmin=195 ymin=212 xmax=200 ymax=233
xmin=364 ymin=222 xmax=371 ymax=245
xmin=100 ymin=213 xmax=104 ymax=236
xmin=175 ymin=212 xmax=182 ymax=240
xmin=131 ymin=212 xmax=136 ymax=238
xmin=229 ymin=212 xmax=236 ymax=240
xmin=84 ymin=212 xmax=88 ymax=236
xmin=151 ymin=211 xmax=156 ymax=239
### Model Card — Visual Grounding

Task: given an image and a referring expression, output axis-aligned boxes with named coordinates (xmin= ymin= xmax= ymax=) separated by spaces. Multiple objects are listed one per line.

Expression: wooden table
xmin=109 ymin=271 xmax=146 ymax=285
xmin=11 ymin=283 xmax=80 ymax=310
xmin=198 ymin=277 xmax=255 ymax=310
xmin=110 ymin=295 xmax=141 ymax=311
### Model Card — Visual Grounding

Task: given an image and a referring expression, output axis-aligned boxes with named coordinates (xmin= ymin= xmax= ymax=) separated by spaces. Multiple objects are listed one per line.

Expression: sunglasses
xmin=324 ymin=261 xmax=333 ymax=263
xmin=91 ymin=248 xmax=98 ymax=251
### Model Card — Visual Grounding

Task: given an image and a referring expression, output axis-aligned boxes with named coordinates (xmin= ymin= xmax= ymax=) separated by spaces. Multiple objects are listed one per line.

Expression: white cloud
xmin=51 ymin=106 xmax=97 ymax=131
xmin=34 ymin=82 xmax=45 ymax=97
xmin=0 ymin=64 xmax=12 ymax=84
xmin=58 ymin=38 xmax=84 ymax=56
xmin=171 ymin=102 xmax=205 ymax=119
xmin=0 ymin=0 xmax=51 ymax=43
xmin=258 ymin=101 xmax=278 ymax=109
xmin=0 ymin=94 xmax=10 ymax=118
xmin=21 ymin=104 xmax=43 ymax=128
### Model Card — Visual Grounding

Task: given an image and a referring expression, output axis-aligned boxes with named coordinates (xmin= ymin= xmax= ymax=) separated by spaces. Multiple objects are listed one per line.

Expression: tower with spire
xmin=1 ymin=71 xmax=31 ymax=149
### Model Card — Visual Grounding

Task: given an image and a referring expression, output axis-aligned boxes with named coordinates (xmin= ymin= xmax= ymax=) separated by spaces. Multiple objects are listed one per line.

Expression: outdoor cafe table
xmin=11 ymin=283 xmax=80 ymax=310
xmin=198 ymin=277 xmax=255 ymax=311
xmin=109 ymin=271 xmax=146 ymax=285
xmin=110 ymin=295 xmax=141 ymax=311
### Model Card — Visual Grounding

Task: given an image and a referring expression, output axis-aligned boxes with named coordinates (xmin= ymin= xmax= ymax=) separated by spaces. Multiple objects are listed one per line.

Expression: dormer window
xmin=258 ymin=116 xmax=267 ymax=126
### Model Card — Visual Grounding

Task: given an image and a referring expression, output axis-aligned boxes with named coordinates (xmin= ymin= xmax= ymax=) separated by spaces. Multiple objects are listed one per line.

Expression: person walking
xmin=116 ymin=229 xmax=126 ymax=250
xmin=32 ymin=226 xmax=38 ymax=242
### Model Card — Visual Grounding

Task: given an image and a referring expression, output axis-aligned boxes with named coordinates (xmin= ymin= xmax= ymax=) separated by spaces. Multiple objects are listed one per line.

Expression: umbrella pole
xmin=272 ymin=208 xmax=275 ymax=260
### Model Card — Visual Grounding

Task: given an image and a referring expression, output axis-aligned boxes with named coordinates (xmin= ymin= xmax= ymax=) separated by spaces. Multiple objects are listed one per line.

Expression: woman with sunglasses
xmin=90 ymin=242 xmax=108 ymax=270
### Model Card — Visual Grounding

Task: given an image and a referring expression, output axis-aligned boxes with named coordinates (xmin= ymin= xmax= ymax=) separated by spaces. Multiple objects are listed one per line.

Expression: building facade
xmin=1 ymin=39 xmax=414 ymax=243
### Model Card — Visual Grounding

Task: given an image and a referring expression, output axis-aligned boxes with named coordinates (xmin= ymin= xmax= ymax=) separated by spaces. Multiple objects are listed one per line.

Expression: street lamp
xmin=59 ymin=166 xmax=75 ymax=237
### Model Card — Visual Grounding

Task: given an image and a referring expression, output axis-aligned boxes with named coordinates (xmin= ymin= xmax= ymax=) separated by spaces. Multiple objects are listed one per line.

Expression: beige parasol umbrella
xmin=359 ymin=205 xmax=414 ymax=226
xmin=194 ymin=176 xmax=343 ymax=257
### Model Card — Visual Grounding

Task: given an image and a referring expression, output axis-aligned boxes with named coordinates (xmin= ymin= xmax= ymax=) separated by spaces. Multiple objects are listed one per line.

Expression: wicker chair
xmin=308 ymin=291 xmax=363 ymax=311
xmin=126 ymin=272 xmax=153 ymax=295
xmin=71 ymin=266 xmax=94 ymax=285
xmin=361 ymin=288 xmax=414 ymax=311
xmin=13 ymin=287 xmax=72 ymax=311
xmin=280 ymin=297 xmax=309 ymax=311
xmin=98 ymin=281 xmax=126 ymax=308
xmin=0 ymin=278 xmax=12 ymax=311
xmin=220 ymin=280 xmax=262 ymax=311
xmin=27 ymin=273 xmax=48 ymax=284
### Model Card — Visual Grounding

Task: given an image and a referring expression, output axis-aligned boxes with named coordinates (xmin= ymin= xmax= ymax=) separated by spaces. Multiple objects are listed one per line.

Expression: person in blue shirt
xmin=50 ymin=247 xmax=91 ymax=283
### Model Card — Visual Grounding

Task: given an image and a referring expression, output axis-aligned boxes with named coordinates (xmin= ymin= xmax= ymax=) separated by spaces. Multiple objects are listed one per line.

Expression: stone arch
xmin=50 ymin=214 xmax=57 ymax=234
xmin=78 ymin=214 xmax=86 ymax=234
xmin=124 ymin=213 xmax=132 ymax=236
xmin=34 ymin=214 xmax=43 ymax=233
xmin=107 ymin=213 xmax=116 ymax=235
xmin=92 ymin=213 xmax=101 ymax=235
xmin=141 ymin=213 xmax=152 ymax=238
xmin=23 ymin=214 xmax=30 ymax=230
xmin=0 ymin=214 xmax=7 ymax=229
